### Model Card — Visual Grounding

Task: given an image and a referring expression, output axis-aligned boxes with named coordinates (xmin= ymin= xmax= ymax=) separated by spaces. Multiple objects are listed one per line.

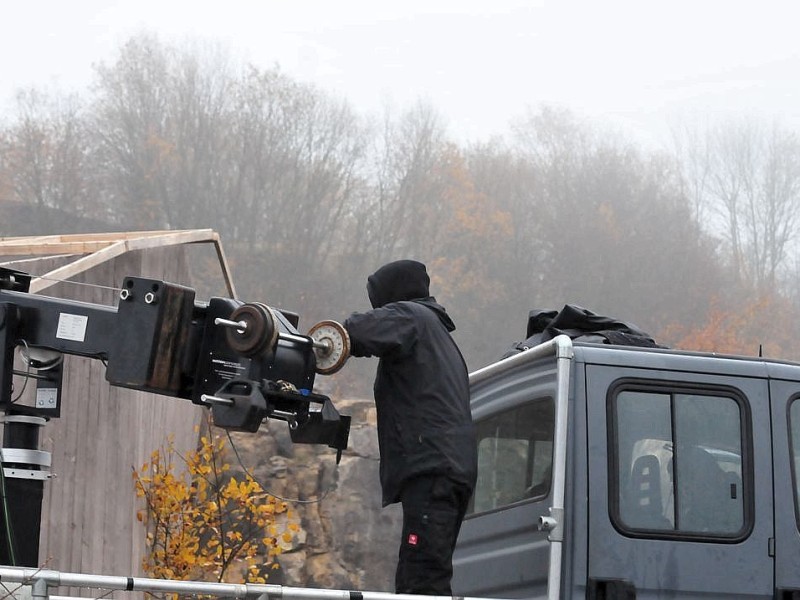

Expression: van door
xmin=453 ymin=354 xmax=560 ymax=599
xmin=586 ymin=365 xmax=773 ymax=599
xmin=769 ymin=379 xmax=800 ymax=596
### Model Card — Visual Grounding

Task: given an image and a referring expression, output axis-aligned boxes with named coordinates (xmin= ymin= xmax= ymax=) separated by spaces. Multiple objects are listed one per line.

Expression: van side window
xmin=612 ymin=388 xmax=746 ymax=538
xmin=788 ymin=399 xmax=800 ymax=528
xmin=468 ymin=398 xmax=554 ymax=515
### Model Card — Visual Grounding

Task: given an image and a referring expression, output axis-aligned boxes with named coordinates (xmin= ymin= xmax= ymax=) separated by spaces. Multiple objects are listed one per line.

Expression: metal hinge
xmin=769 ymin=537 xmax=775 ymax=557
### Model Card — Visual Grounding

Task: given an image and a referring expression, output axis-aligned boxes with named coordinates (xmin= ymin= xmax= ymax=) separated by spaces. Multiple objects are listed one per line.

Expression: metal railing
xmin=0 ymin=566 xmax=508 ymax=600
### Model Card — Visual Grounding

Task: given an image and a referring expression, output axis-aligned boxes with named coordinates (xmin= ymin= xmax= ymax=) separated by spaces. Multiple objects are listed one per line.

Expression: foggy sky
xmin=3 ymin=0 xmax=799 ymax=147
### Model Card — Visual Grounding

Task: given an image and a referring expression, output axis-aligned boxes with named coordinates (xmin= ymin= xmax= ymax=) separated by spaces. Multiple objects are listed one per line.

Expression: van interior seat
xmin=626 ymin=454 xmax=671 ymax=529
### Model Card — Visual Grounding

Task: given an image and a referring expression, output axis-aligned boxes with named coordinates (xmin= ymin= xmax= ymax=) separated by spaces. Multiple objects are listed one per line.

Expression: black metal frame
xmin=0 ymin=267 xmax=350 ymax=566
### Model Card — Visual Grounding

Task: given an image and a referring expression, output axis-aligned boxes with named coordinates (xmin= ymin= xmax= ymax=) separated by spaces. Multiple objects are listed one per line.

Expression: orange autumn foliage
xmin=429 ymin=146 xmax=513 ymax=309
xmin=660 ymin=295 xmax=800 ymax=360
xmin=133 ymin=426 xmax=297 ymax=587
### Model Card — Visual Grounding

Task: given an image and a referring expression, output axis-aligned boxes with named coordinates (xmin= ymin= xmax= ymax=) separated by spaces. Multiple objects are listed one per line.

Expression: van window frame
xmin=607 ymin=378 xmax=754 ymax=543
xmin=786 ymin=393 xmax=800 ymax=532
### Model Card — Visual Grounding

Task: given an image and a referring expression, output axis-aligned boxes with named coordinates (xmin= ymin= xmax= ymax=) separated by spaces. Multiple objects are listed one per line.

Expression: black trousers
xmin=395 ymin=475 xmax=472 ymax=595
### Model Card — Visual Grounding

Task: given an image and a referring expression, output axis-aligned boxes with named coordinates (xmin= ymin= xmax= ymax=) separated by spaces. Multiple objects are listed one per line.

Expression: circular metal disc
xmin=308 ymin=320 xmax=351 ymax=375
xmin=226 ymin=303 xmax=278 ymax=356
xmin=252 ymin=302 xmax=280 ymax=355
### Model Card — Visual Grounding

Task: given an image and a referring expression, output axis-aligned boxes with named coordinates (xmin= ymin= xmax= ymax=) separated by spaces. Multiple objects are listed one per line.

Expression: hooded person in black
xmin=344 ymin=259 xmax=478 ymax=595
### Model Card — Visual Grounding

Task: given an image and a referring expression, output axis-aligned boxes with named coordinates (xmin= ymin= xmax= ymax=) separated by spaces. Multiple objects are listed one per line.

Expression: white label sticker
xmin=56 ymin=313 xmax=88 ymax=342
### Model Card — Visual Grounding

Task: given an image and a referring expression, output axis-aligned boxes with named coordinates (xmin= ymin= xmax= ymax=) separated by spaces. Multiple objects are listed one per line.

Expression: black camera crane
xmin=0 ymin=267 xmax=351 ymax=567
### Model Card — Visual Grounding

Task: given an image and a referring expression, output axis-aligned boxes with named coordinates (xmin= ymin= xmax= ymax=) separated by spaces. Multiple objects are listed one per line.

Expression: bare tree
xmin=223 ymin=66 xmax=369 ymax=307
xmin=680 ymin=118 xmax=800 ymax=291
xmin=91 ymin=33 xmax=236 ymax=229
xmin=509 ymin=106 xmax=721 ymax=333
xmin=1 ymin=89 xmax=97 ymax=218
xmin=460 ymin=140 xmax=542 ymax=349
xmin=669 ymin=118 xmax=713 ymax=225
xmin=355 ymin=100 xmax=452 ymax=263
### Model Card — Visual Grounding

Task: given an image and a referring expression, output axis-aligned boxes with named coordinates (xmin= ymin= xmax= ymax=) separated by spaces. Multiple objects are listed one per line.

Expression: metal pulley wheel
xmin=308 ymin=320 xmax=351 ymax=375
xmin=225 ymin=302 xmax=279 ymax=357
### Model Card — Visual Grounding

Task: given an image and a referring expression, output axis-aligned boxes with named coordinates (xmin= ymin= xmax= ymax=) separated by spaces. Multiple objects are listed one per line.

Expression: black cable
xmin=25 ymin=274 xmax=123 ymax=294
xmin=224 ymin=429 xmax=338 ymax=505
xmin=9 ymin=341 xmax=33 ymax=404
xmin=12 ymin=339 xmax=65 ymax=403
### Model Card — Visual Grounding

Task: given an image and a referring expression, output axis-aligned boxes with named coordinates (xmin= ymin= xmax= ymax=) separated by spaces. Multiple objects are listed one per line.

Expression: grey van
xmin=452 ymin=336 xmax=800 ymax=599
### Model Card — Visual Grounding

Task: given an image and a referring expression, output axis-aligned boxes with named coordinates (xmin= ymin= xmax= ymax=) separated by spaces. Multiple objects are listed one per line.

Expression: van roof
xmin=572 ymin=340 xmax=800 ymax=380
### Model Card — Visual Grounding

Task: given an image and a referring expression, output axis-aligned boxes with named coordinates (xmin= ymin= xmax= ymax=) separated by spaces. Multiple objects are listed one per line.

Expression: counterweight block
xmin=224 ymin=303 xmax=279 ymax=357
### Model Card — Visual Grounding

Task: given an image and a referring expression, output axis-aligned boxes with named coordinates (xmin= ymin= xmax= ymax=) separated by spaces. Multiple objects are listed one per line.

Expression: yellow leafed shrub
xmin=133 ymin=425 xmax=295 ymax=586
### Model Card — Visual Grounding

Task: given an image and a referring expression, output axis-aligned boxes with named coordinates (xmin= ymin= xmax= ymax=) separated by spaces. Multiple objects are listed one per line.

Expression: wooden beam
xmin=29 ymin=230 xmax=227 ymax=294
xmin=0 ymin=229 xmax=235 ymax=299
xmin=0 ymin=229 xmax=217 ymax=256
xmin=29 ymin=241 xmax=129 ymax=293
xmin=208 ymin=235 xmax=237 ymax=299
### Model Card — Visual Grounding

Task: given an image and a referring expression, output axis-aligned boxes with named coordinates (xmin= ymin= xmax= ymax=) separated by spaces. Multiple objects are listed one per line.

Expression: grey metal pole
xmin=545 ymin=336 xmax=573 ymax=600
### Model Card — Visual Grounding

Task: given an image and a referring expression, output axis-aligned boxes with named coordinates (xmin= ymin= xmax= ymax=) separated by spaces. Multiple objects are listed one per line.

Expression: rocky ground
xmin=226 ymin=398 xmax=401 ymax=592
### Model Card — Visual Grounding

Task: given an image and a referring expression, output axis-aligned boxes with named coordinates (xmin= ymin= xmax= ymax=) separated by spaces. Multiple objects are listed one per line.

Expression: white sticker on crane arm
xmin=56 ymin=313 xmax=89 ymax=342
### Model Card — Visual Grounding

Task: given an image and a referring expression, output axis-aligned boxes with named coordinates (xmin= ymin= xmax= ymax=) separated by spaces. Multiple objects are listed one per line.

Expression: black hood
xmin=416 ymin=297 xmax=456 ymax=332
xmin=367 ymin=260 xmax=430 ymax=309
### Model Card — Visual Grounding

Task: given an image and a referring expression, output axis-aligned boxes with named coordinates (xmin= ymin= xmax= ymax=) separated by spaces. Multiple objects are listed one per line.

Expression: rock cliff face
xmin=227 ymin=398 xmax=402 ymax=592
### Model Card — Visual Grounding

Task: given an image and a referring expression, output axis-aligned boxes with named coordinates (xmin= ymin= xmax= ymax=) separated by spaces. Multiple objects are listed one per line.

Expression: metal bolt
xmin=214 ymin=317 xmax=248 ymax=333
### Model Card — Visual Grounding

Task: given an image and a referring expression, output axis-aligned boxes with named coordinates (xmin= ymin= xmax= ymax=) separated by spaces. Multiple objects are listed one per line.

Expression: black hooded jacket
xmin=344 ymin=260 xmax=478 ymax=506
